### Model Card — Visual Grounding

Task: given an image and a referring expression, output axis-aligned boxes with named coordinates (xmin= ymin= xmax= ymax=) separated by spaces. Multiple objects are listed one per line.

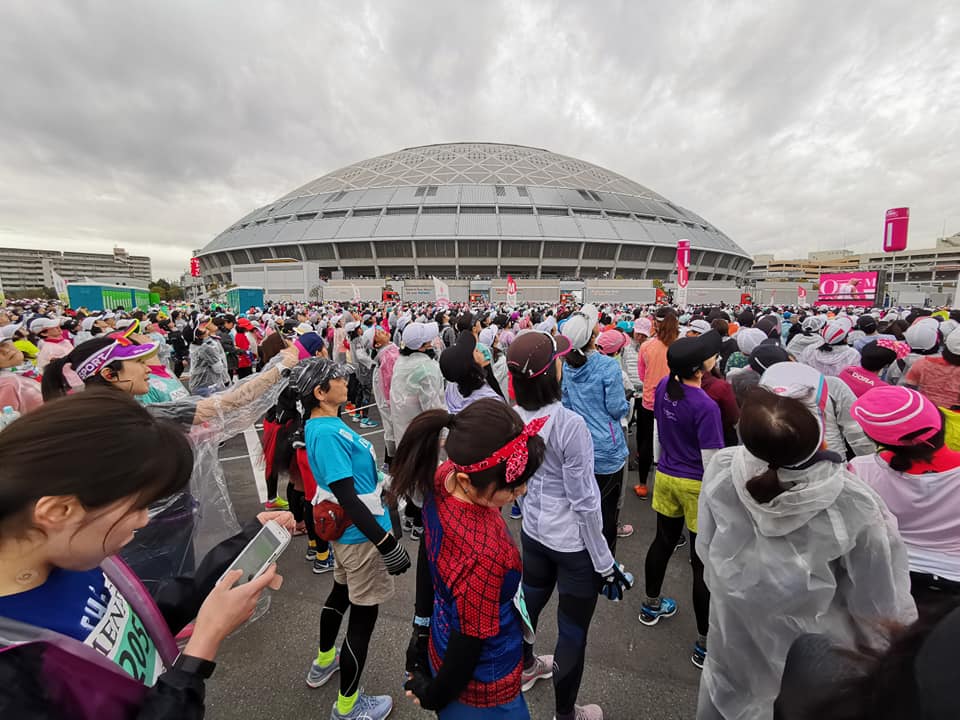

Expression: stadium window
xmin=605 ymin=211 xmax=631 ymax=219
xmin=635 ymin=214 xmax=657 ymax=222
xmin=295 ymin=212 xmax=318 ymax=221
xmin=420 ymin=206 xmax=457 ymax=214
xmin=661 ymin=217 xmax=679 ymax=224
xmin=498 ymin=206 xmax=535 ymax=215
xmin=352 ymin=208 xmax=382 ymax=217
xmin=426 ymin=186 xmax=438 ymax=197
xmin=517 ymin=186 xmax=529 ymax=197
xmin=414 ymin=186 xmax=426 ymax=197
xmin=322 ymin=210 xmax=348 ymax=218
xmin=577 ymin=190 xmax=592 ymax=201
xmin=495 ymin=185 xmax=506 ymax=197
xmin=589 ymin=191 xmax=602 ymax=202
xmin=385 ymin=207 xmax=419 ymax=215
xmin=536 ymin=207 xmax=569 ymax=216
xmin=459 ymin=206 xmax=497 ymax=214
xmin=573 ymin=208 xmax=602 ymax=217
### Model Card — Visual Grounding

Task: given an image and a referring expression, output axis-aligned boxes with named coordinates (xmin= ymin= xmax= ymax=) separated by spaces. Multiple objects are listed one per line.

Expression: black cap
xmin=439 ymin=332 xmax=477 ymax=383
xmin=749 ymin=342 xmax=791 ymax=374
xmin=857 ymin=315 xmax=878 ymax=333
xmin=667 ymin=330 xmax=723 ymax=374
xmin=756 ymin=315 xmax=780 ymax=339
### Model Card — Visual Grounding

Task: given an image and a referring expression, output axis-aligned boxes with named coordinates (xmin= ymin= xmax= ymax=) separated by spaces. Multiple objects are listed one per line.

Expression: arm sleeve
xmin=603 ymin=361 xmax=630 ymax=420
xmin=414 ymin=538 xmax=434 ymax=619
xmin=830 ymin=380 xmax=877 ymax=456
xmin=329 ymin=478 xmax=389 ymax=544
xmin=409 ymin=630 xmax=484 ymax=711
xmin=560 ymin=418 xmax=615 ymax=574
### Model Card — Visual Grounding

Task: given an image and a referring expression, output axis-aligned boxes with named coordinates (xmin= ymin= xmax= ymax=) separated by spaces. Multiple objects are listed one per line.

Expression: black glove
xmin=405 ymin=621 xmax=430 ymax=674
xmin=404 ymin=669 xmax=439 ymax=711
xmin=377 ymin=533 xmax=412 ymax=575
xmin=599 ymin=563 xmax=634 ymax=602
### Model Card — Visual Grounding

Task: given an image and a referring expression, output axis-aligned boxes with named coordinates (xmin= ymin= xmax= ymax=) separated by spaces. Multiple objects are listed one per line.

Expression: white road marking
xmin=242 ymin=426 xmax=268 ymax=502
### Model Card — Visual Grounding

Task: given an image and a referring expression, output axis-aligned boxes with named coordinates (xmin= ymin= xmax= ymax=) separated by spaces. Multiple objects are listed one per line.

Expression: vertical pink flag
xmin=676 ymin=240 xmax=690 ymax=288
xmin=883 ymin=208 xmax=909 ymax=252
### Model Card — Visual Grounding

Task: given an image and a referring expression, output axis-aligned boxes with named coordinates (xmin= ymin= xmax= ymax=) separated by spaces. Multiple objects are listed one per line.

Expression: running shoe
xmin=410 ymin=525 xmax=424 ymax=541
xmin=313 ymin=554 xmax=335 ymax=574
xmin=264 ymin=497 xmax=289 ymax=510
xmin=553 ymin=704 xmax=603 ymax=720
xmin=402 ymin=517 xmax=414 ymax=534
xmin=675 ymin=534 xmax=687 ymax=551
xmin=634 ymin=484 xmax=649 ymax=500
xmin=344 ymin=402 xmax=356 ymax=413
xmin=638 ymin=597 xmax=678 ymax=626
xmin=305 ymin=545 xmax=317 ymax=561
xmin=691 ymin=641 xmax=707 ymax=669
xmin=616 ymin=523 xmax=634 ymax=538
xmin=305 ymin=654 xmax=340 ymax=688
xmin=329 ymin=691 xmax=393 ymax=720
xmin=521 ymin=654 xmax=553 ymax=691
xmin=360 ymin=418 xmax=379 ymax=428
xmin=350 ymin=414 xmax=363 ymax=423
xmin=510 ymin=502 xmax=523 ymax=520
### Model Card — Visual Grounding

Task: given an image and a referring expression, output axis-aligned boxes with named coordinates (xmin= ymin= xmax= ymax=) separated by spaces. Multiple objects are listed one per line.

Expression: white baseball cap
xmin=402 ymin=321 xmax=439 ymax=350
xmin=29 ymin=317 xmax=60 ymax=334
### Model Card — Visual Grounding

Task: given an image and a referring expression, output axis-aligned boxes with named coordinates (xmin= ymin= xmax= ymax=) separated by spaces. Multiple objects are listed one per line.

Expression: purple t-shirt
xmin=654 ymin=376 xmax=724 ymax=481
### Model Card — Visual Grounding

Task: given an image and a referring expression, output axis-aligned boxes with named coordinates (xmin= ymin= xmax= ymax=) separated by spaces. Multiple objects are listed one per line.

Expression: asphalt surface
xmin=205 ymin=409 xmax=702 ymax=720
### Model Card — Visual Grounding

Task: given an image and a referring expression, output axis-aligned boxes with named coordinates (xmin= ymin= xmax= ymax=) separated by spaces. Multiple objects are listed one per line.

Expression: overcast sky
xmin=1 ymin=1 xmax=957 ymax=280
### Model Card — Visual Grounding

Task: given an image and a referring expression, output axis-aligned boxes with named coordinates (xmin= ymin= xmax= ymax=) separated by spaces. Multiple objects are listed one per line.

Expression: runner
xmin=293 ymin=357 xmax=410 ymax=720
xmin=393 ymin=398 xmax=546 ymax=718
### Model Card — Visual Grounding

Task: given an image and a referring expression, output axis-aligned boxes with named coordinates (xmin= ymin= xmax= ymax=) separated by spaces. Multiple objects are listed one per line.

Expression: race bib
xmin=513 ymin=585 xmax=536 ymax=644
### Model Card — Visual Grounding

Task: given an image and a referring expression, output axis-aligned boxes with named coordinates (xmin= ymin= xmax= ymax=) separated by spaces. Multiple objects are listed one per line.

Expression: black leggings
xmin=635 ymin=406 xmax=656 ymax=486
xmin=644 ymin=513 xmax=709 ymax=636
xmin=287 ymin=483 xmax=304 ymax=524
xmin=594 ymin=469 xmax=623 ymax=556
xmin=299 ymin=490 xmax=328 ymax=553
xmin=521 ymin=531 xmax=599 ymax=717
xmin=318 ymin=581 xmax=379 ymax=698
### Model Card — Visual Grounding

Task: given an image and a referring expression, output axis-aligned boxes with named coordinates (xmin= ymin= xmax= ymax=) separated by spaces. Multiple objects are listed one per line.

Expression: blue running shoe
xmin=691 ymin=640 xmax=707 ymax=669
xmin=329 ymin=691 xmax=393 ymax=719
xmin=638 ymin=597 xmax=678 ymax=626
xmin=510 ymin=502 xmax=522 ymax=520
xmin=313 ymin=549 xmax=335 ymax=574
xmin=305 ymin=654 xmax=340 ymax=688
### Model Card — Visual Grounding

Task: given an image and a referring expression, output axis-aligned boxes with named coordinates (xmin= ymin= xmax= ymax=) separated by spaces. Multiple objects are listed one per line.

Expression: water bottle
xmin=0 ymin=406 xmax=20 ymax=431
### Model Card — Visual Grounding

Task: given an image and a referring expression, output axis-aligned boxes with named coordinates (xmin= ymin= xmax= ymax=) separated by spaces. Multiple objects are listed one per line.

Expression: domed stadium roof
xmin=199 ymin=142 xmax=751 ymax=285
xmin=280 ymin=143 xmax=666 ymax=199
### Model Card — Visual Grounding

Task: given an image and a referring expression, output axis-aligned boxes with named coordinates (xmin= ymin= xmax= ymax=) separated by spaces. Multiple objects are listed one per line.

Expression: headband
xmin=452 ymin=415 xmax=548 ymax=484
xmin=876 ymin=337 xmax=910 ymax=360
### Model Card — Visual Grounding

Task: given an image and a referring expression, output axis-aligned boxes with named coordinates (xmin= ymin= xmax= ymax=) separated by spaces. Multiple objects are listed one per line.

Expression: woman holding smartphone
xmin=0 ymin=391 xmax=293 ymax=720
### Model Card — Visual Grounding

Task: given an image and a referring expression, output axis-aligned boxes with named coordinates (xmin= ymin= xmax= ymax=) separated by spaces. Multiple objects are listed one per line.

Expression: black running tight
xmin=635 ymin=406 xmax=656 ymax=486
xmin=644 ymin=513 xmax=709 ymax=636
xmin=318 ymin=581 xmax=380 ymax=698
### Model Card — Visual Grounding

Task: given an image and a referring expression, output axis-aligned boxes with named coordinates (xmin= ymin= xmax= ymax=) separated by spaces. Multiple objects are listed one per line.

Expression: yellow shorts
xmin=651 ymin=470 xmax=702 ymax=533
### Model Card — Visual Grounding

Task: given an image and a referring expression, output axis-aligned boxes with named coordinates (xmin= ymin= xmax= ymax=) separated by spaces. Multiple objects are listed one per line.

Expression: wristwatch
xmin=173 ymin=653 xmax=217 ymax=679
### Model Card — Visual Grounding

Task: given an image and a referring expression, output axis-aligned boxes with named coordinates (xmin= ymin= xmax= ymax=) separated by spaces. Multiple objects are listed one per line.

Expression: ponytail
xmin=40 ymin=356 xmax=73 ymax=400
xmin=745 ymin=465 xmax=787 ymax=503
xmin=564 ymin=347 xmax=588 ymax=369
xmin=666 ymin=374 xmax=686 ymax=401
xmin=389 ymin=409 xmax=453 ymax=503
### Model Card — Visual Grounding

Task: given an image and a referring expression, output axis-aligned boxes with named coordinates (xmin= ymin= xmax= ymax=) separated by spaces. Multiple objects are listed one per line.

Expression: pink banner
xmin=676 ymin=240 xmax=691 ymax=289
xmin=815 ymin=271 xmax=878 ymax=307
xmin=883 ymin=207 xmax=909 ymax=252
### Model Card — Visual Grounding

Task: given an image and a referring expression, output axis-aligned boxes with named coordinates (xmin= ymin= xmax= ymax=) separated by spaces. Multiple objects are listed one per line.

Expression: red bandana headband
xmin=452 ymin=416 xmax=549 ymax=484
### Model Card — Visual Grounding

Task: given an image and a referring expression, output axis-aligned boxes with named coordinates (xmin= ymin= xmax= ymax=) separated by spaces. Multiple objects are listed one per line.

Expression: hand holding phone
xmin=218 ymin=520 xmax=291 ymax=588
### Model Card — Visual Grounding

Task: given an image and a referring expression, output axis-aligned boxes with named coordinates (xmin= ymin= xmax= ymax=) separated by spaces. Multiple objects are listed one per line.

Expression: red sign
xmin=506 ymin=274 xmax=517 ymax=296
xmin=740 ymin=293 xmax=753 ymax=304
xmin=883 ymin=207 xmax=909 ymax=252
xmin=189 ymin=257 xmax=201 ymax=277
xmin=815 ymin=271 xmax=878 ymax=307
xmin=676 ymin=240 xmax=691 ymax=289
xmin=797 ymin=285 xmax=807 ymax=299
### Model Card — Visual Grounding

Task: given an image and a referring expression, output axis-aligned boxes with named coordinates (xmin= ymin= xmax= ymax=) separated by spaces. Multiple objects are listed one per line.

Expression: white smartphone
xmin=218 ymin=520 xmax=291 ymax=587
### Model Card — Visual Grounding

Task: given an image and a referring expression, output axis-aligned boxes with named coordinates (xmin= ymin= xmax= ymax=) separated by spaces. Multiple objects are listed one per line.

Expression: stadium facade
xmin=197 ymin=143 xmax=752 ymax=288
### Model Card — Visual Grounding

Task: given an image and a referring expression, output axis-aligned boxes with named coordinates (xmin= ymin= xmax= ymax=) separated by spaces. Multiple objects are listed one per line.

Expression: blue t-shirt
xmin=305 ymin=415 xmax=391 ymax=544
xmin=654 ymin=376 xmax=724 ymax=481
xmin=0 ymin=567 xmax=163 ymax=685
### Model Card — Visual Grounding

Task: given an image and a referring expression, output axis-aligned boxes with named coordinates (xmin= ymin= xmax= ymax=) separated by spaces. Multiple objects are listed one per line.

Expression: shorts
xmin=439 ymin=695 xmax=529 ymax=719
xmin=651 ymin=470 xmax=702 ymax=533
xmin=331 ymin=539 xmax=395 ymax=606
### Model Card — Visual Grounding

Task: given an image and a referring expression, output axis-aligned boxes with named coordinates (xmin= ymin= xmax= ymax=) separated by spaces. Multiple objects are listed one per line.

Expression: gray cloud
xmin=0 ymin=0 xmax=957 ymax=279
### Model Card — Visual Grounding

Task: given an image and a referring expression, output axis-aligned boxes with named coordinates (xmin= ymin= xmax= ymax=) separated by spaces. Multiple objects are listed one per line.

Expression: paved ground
xmin=205 ymin=410 xmax=702 ymax=720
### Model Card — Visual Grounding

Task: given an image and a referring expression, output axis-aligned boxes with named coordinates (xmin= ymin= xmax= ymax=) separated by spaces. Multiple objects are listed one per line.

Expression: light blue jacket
xmin=561 ymin=351 xmax=630 ymax=475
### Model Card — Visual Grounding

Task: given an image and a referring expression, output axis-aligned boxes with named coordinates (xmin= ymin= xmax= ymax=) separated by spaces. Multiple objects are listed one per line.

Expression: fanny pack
xmin=312 ymin=480 xmax=386 ymax=542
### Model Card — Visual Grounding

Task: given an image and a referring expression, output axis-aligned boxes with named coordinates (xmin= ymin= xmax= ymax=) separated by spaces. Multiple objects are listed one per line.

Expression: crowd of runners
xmin=0 ymin=296 xmax=958 ymax=719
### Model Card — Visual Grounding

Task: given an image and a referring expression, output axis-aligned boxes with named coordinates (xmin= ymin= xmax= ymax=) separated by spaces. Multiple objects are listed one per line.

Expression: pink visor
xmin=850 ymin=386 xmax=942 ymax=447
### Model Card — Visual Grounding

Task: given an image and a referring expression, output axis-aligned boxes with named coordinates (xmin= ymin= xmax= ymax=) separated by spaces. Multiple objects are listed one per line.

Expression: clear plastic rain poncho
xmin=696 ymin=447 xmax=917 ymax=720
xmin=388 ymin=351 xmax=446 ymax=443
xmin=120 ymin=356 xmax=290 ymax=593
